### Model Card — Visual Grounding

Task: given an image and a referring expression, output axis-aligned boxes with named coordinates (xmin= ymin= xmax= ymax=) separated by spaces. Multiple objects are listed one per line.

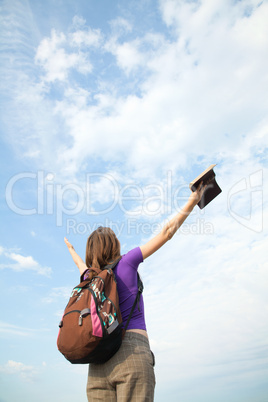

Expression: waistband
xmin=123 ymin=331 xmax=150 ymax=347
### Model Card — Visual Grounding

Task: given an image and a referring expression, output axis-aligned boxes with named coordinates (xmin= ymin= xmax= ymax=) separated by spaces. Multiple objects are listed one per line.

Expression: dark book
xmin=189 ymin=164 xmax=222 ymax=209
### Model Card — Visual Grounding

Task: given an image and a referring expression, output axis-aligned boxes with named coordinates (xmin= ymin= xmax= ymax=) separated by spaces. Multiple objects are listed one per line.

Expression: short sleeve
xmin=122 ymin=247 xmax=143 ymax=269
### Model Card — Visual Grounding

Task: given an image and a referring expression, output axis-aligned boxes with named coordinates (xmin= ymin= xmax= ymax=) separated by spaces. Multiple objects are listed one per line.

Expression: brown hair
xmin=85 ymin=227 xmax=121 ymax=279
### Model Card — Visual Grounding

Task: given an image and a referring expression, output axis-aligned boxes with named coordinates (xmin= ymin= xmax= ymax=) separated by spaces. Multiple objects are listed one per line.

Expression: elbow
xmin=161 ymin=225 xmax=174 ymax=241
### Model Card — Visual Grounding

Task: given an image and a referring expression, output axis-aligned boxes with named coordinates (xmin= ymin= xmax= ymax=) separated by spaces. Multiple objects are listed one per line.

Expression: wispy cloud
xmin=0 ymin=360 xmax=37 ymax=382
xmin=0 ymin=321 xmax=39 ymax=338
xmin=42 ymin=287 xmax=72 ymax=304
xmin=0 ymin=247 xmax=52 ymax=276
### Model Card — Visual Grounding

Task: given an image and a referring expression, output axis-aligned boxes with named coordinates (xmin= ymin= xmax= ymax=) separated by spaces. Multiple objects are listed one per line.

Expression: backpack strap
xmin=106 ymin=256 xmax=122 ymax=270
xmin=80 ymin=258 xmax=122 ymax=283
xmin=124 ymin=273 xmax=144 ymax=333
xmin=105 ymin=256 xmax=144 ymax=334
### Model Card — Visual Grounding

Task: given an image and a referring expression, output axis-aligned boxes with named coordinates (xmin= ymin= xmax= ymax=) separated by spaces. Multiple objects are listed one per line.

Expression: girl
xmin=64 ymin=182 xmax=206 ymax=401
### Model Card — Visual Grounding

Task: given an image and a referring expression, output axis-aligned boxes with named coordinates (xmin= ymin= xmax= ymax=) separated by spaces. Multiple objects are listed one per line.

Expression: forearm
xmin=162 ymin=197 xmax=197 ymax=240
xmin=69 ymin=248 xmax=87 ymax=272
xmin=141 ymin=197 xmax=197 ymax=259
xmin=140 ymin=181 xmax=205 ymax=260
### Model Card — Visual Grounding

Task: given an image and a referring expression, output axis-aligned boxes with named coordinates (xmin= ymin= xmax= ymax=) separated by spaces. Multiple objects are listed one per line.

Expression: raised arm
xmin=140 ymin=182 xmax=206 ymax=260
xmin=64 ymin=237 xmax=88 ymax=276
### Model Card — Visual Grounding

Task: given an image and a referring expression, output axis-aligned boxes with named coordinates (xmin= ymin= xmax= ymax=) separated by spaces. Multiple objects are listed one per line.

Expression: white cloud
xmin=109 ymin=17 xmax=133 ymax=36
xmin=0 ymin=247 xmax=52 ymax=276
xmin=9 ymin=253 xmax=38 ymax=268
xmin=49 ymin=0 xmax=267 ymax=178
xmin=42 ymin=287 xmax=72 ymax=304
xmin=35 ymin=23 xmax=102 ymax=84
xmin=35 ymin=29 xmax=93 ymax=82
xmin=2 ymin=1 xmax=267 ymax=227
xmin=71 ymin=15 xmax=87 ymax=29
xmin=70 ymin=27 xmax=102 ymax=48
xmin=109 ymin=40 xmax=145 ymax=74
xmin=2 ymin=0 xmax=268 ymax=183
xmin=0 ymin=360 xmax=37 ymax=382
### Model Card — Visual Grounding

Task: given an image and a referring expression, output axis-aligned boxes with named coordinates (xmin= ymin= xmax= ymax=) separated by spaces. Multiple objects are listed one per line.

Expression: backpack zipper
xmin=59 ymin=310 xmax=81 ymax=328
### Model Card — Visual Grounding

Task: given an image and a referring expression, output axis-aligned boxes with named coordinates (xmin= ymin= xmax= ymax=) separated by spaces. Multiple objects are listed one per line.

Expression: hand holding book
xmin=189 ymin=164 xmax=222 ymax=209
xmin=189 ymin=181 xmax=208 ymax=205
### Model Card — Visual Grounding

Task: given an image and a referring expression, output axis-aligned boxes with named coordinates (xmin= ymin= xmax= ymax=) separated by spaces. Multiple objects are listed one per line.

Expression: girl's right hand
xmin=189 ymin=181 xmax=207 ymax=204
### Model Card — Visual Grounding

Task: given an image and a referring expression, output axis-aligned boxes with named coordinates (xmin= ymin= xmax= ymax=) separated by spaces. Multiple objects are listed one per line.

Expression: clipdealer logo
xmin=5 ymin=171 xmax=191 ymax=226
xmin=5 ymin=169 xmax=264 ymax=233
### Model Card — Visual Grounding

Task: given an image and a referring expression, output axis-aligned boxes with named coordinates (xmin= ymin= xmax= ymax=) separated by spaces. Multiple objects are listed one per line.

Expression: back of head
xmin=85 ymin=226 xmax=121 ymax=270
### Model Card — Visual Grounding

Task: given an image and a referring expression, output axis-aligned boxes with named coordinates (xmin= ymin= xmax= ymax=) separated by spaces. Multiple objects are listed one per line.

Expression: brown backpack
xmin=57 ymin=258 xmax=143 ymax=364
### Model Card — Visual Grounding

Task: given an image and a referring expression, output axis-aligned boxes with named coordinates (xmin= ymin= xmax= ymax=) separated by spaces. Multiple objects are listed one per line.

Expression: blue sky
xmin=0 ymin=0 xmax=268 ymax=401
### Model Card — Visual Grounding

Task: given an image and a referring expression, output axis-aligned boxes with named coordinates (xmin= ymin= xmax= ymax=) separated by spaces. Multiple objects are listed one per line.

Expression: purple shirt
xmin=82 ymin=247 xmax=146 ymax=331
xmin=113 ymin=247 xmax=146 ymax=331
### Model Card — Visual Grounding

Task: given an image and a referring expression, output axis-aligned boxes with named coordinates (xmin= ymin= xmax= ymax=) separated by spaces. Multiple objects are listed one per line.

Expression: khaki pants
xmin=87 ymin=332 xmax=156 ymax=401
